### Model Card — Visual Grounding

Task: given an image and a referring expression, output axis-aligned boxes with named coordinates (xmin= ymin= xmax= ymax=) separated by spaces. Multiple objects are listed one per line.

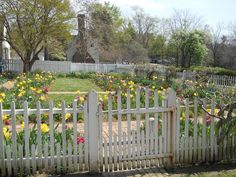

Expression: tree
xmin=171 ymin=30 xmax=208 ymax=67
xmin=168 ymin=9 xmax=203 ymax=66
xmin=169 ymin=9 xmax=203 ymax=32
xmin=0 ymin=0 xmax=74 ymax=72
xmin=131 ymin=6 xmax=158 ymax=48
xmin=208 ymin=23 xmax=224 ymax=66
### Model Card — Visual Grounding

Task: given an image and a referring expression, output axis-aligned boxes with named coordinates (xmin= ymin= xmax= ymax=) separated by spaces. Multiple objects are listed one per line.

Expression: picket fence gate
xmin=0 ymin=88 xmax=236 ymax=176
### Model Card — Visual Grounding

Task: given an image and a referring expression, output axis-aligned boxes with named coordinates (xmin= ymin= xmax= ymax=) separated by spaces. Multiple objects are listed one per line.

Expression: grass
xmin=49 ymin=78 xmax=102 ymax=92
xmin=48 ymin=94 xmax=76 ymax=106
xmin=184 ymin=170 xmax=236 ymax=177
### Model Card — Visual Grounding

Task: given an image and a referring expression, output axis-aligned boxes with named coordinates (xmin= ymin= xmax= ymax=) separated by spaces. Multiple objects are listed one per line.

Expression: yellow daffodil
xmin=153 ymin=76 xmax=157 ymax=80
xmin=18 ymin=91 xmax=26 ymax=97
xmin=103 ymin=95 xmax=108 ymax=101
xmin=30 ymin=87 xmax=36 ymax=92
xmin=207 ymin=109 xmax=220 ymax=115
xmin=36 ymin=89 xmax=42 ymax=94
xmin=21 ymin=122 xmax=25 ymax=129
xmin=76 ymin=90 xmax=80 ymax=95
xmin=40 ymin=95 xmax=46 ymax=101
xmin=79 ymin=96 xmax=85 ymax=102
xmin=128 ymin=81 xmax=134 ymax=85
xmin=194 ymin=93 xmax=197 ymax=97
xmin=65 ymin=113 xmax=71 ymax=120
xmin=0 ymin=92 xmax=5 ymax=98
xmin=41 ymin=123 xmax=50 ymax=133
xmin=3 ymin=127 xmax=10 ymax=140
xmin=2 ymin=115 xmax=8 ymax=121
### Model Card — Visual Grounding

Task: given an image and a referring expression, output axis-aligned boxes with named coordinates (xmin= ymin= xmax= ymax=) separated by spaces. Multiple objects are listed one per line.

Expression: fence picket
xmin=104 ymin=139 xmax=108 ymax=172
xmin=19 ymin=144 xmax=24 ymax=176
xmin=154 ymin=90 xmax=159 ymax=160
xmin=135 ymin=87 xmax=141 ymax=168
xmin=79 ymin=143 xmax=83 ymax=171
xmin=49 ymin=101 xmax=55 ymax=172
xmin=210 ymin=99 xmax=215 ymax=161
xmin=193 ymin=98 xmax=198 ymax=163
xmin=84 ymin=100 xmax=89 ymax=170
xmin=114 ymin=134 xmax=118 ymax=171
xmin=180 ymin=137 xmax=184 ymax=164
xmin=31 ymin=144 xmax=36 ymax=174
xmin=127 ymin=89 xmax=132 ymax=169
xmin=159 ymin=136 xmax=163 ymax=167
xmin=0 ymin=103 xmax=5 ymax=177
xmin=141 ymin=130 xmax=145 ymax=168
xmin=6 ymin=145 xmax=12 ymax=176
xmin=73 ymin=101 xmax=78 ymax=171
xmin=68 ymin=143 xmax=73 ymax=173
xmin=108 ymin=93 xmax=113 ymax=172
xmin=189 ymin=137 xmax=193 ymax=163
xmin=145 ymin=87 xmax=150 ymax=167
xmin=162 ymin=98 xmax=167 ymax=165
xmin=175 ymin=100 xmax=180 ymax=163
xmin=123 ymin=132 xmax=127 ymax=170
xmin=98 ymin=103 xmax=103 ymax=172
xmin=117 ymin=89 xmax=122 ymax=170
xmin=36 ymin=101 xmax=42 ymax=172
xmin=56 ymin=143 xmax=61 ymax=174
xmin=11 ymin=102 xmax=17 ymax=175
xmin=24 ymin=101 xmax=30 ymax=174
xmin=202 ymin=99 xmax=206 ymax=162
xmin=61 ymin=101 xmax=67 ymax=172
xmin=198 ymin=137 xmax=202 ymax=162
xmin=44 ymin=144 xmax=49 ymax=172
xmin=131 ymin=130 xmax=137 ymax=169
xmin=184 ymin=99 xmax=189 ymax=163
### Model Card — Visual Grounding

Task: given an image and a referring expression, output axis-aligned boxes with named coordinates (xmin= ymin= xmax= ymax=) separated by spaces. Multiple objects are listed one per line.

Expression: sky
xmin=99 ymin=0 xmax=236 ymax=30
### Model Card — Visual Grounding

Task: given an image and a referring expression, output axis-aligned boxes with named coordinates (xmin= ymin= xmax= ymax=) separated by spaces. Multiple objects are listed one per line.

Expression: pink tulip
xmin=77 ymin=137 xmax=85 ymax=144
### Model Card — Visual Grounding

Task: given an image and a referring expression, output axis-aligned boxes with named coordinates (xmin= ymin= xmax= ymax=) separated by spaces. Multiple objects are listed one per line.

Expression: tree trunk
xmin=23 ymin=58 xmax=36 ymax=73
xmin=176 ymin=48 xmax=179 ymax=67
xmin=44 ymin=47 xmax=49 ymax=61
xmin=181 ymin=49 xmax=185 ymax=68
xmin=23 ymin=61 xmax=31 ymax=73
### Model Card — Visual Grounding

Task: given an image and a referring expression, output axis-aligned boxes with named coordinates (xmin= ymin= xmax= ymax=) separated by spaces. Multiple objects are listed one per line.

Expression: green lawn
xmin=48 ymin=78 xmax=103 ymax=105
xmin=48 ymin=94 xmax=76 ymax=106
xmin=49 ymin=78 xmax=102 ymax=92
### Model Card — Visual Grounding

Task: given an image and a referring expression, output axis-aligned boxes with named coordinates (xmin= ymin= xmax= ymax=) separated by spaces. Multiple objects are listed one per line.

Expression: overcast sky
xmin=99 ymin=0 xmax=236 ymax=30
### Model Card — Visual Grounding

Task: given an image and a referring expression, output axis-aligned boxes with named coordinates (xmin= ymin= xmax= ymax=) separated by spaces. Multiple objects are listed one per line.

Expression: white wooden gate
xmin=96 ymin=88 xmax=176 ymax=172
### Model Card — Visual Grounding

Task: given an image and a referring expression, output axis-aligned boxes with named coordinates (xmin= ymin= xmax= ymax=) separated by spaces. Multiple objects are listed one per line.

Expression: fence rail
xmin=4 ymin=59 xmax=134 ymax=74
xmin=0 ymin=88 xmax=236 ymax=176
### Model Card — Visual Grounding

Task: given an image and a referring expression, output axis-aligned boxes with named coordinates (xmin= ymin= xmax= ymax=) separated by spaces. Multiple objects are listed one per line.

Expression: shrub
xmin=190 ymin=66 xmax=236 ymax=76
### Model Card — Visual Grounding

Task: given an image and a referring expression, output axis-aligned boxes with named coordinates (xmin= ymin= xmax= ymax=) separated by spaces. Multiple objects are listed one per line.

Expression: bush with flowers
xmin=0 ymin=72 xmax=84 ymax=148
xmin=0 ymin=71 xmax=55 ymax=109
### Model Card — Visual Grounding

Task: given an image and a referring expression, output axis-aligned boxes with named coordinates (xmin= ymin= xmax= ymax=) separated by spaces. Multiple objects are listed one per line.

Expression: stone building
xmin=66 ymin=14 xmax=99 ymax=63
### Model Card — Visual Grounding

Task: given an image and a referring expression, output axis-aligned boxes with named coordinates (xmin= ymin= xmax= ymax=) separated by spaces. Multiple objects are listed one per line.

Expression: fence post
xmin=88 ymin=90 xmax=99 ymax=173
xmin=166 ymin=88 xmax=177 ymax=166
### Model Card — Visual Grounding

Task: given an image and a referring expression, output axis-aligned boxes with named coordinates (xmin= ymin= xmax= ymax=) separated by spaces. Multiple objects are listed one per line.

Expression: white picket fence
xmin=210 ymin=75 xmax=236 ymax=86
xmin=4 ymin=59 xmax=134 ymax=74
xmin=0 ymin=88 xmax=236 ymax=176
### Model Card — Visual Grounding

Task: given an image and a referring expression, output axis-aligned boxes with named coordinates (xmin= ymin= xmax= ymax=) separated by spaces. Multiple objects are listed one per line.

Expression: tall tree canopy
xmin=0 ymin=0 xmax=74 ymax=72
xmin=171 ymin=30 xmax=208 ymax=67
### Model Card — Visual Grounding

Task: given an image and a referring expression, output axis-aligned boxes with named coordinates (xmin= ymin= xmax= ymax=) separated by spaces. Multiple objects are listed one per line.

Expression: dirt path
xmin=30 ymin=163 xmax=236 ymax=177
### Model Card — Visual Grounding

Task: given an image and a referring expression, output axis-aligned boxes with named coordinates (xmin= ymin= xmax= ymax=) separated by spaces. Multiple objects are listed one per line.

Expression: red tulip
xmin=5 ymin=120 xmax=10 ymax=125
